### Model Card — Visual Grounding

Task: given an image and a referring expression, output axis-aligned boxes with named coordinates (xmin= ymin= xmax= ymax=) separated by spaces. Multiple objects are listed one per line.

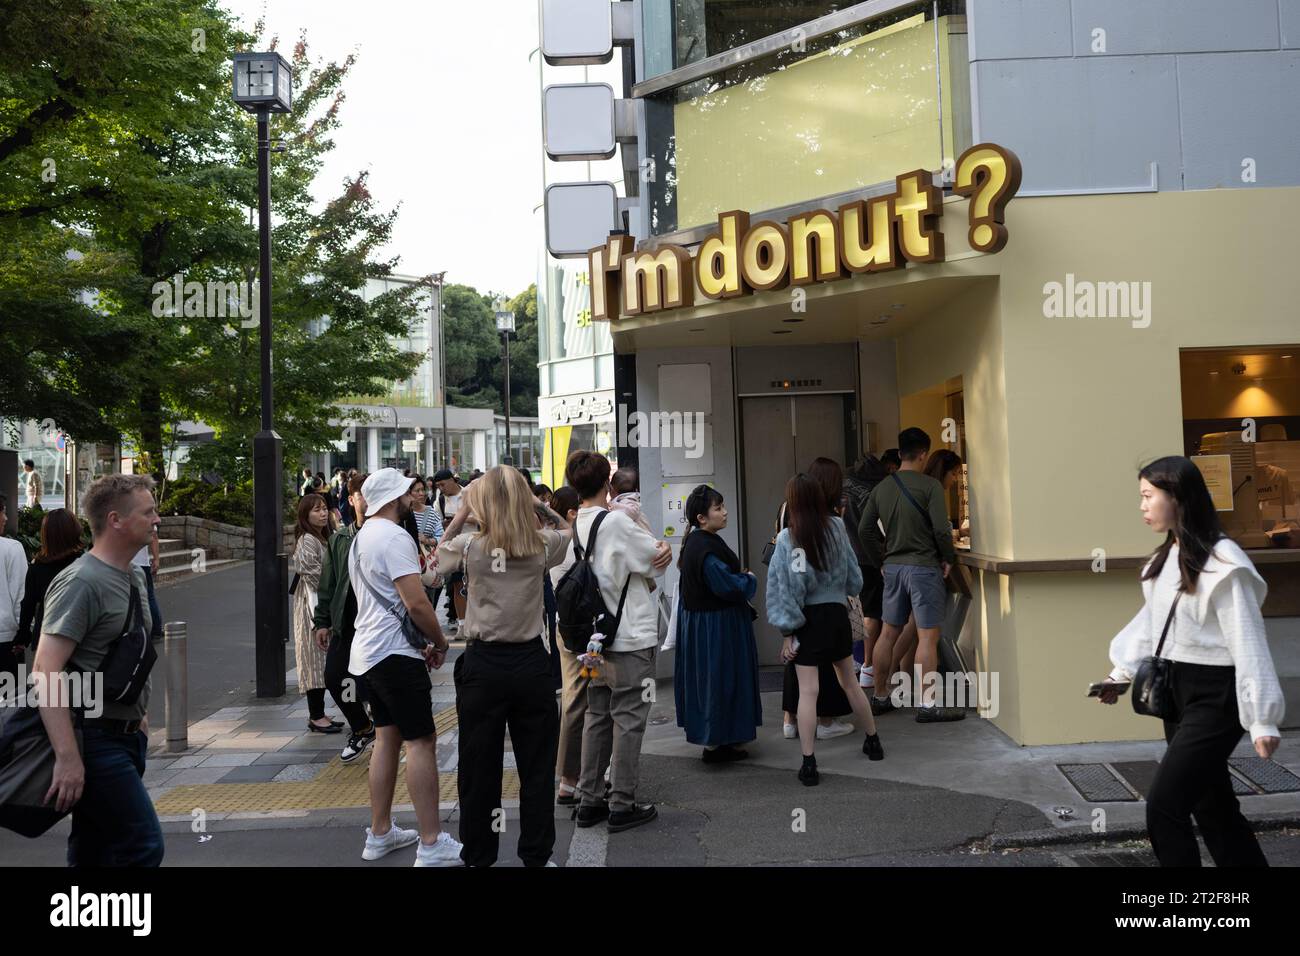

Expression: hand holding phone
xmin=1088 ymin=679 xmax=1130 ymax=704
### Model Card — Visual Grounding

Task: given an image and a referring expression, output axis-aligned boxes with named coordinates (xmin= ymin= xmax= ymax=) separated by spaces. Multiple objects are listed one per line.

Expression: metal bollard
xmin=164 ymin=621 xmax=188 ymax=753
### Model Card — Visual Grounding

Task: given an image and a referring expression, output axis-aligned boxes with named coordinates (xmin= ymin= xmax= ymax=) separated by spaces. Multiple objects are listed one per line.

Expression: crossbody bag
xmin=1132 ymin=593 xmax=1182 ymax=721
xmin=352 ymin=538 xmax=431 ymax=651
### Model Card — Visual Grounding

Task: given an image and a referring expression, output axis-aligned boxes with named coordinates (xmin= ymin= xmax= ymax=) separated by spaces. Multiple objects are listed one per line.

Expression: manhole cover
xmin=1057 ymin=763 xmax=1137 ymax=802
xmin=1229 ymin=756 xmax=1300 ymax=794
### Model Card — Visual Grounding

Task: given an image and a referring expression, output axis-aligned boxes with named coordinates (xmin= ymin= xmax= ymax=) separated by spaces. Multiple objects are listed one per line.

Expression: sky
xmin=221 ymin=0 xmax=623 ymax=296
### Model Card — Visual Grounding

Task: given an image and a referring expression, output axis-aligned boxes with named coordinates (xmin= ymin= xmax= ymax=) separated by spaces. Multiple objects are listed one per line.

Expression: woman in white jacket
xmin=1098 ymin=456 xmax=1283 ymax=867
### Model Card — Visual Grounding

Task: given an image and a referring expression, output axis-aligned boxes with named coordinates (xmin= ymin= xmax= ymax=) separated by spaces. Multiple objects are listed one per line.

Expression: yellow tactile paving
xmin=153 ymin=704 xmax=511 ymax=815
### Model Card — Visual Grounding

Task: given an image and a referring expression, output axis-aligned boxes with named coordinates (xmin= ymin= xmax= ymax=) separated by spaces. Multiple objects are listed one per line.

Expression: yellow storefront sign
xmin=589 ymin=143 xmax=1021 ymax=321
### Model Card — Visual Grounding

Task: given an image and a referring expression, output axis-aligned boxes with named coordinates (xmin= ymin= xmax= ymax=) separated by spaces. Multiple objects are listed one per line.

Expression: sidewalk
xmin=643 ymin=672 xmax=1300 ymax=848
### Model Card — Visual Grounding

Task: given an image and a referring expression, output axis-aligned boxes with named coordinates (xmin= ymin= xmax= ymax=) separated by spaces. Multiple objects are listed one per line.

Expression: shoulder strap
xmin=574 ymin=509 xmax=609 ymax=562
xmin=350 ymin=538 xmax=401 ymax=618
xmin=1153 ymin=592 xmax=1182 ymax=658
xmin=891 ymin=473 xmax=934 ymax=532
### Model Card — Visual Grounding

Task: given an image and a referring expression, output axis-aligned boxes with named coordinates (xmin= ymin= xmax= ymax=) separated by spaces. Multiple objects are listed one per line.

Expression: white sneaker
xmin=783 ymin=722 xmax=797 ymax=739
xmin=414 ymin=831 xmax=465 ymax=867
xmin=859 ymin=666 xmax=875 ymax=689
xmin=816 ymin=719 xmax=855 ymax=740
xmin=362 ymin=821 xmax=420 ymax=860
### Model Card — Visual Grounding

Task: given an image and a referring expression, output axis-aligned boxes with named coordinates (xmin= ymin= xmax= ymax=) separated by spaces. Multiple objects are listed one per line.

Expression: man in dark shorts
xmin=842 ymin=454 xmax=888 ymax=691
xmin=348 ymin=468 xmax=463 ymax=865
xmin=859 ymin=428 xmax=965 ymax=722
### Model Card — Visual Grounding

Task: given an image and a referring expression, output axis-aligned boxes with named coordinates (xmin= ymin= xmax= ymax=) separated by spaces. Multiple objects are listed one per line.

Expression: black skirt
xmin=790 ymin=602 xmax=854 ymax=667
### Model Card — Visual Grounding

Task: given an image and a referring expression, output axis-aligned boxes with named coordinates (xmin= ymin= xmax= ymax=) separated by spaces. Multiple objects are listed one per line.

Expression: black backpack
xmin=555 ymin=510 xmax=630 ymax=654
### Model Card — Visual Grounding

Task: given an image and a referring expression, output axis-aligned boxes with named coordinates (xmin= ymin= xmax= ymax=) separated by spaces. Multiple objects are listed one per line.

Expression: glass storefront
xmin=643 ymin=1 xmax=970 ymax=234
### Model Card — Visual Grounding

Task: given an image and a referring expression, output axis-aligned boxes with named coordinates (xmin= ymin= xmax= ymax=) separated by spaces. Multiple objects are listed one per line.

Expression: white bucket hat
xmin=361 ymin=468 xmax=416 ymax=518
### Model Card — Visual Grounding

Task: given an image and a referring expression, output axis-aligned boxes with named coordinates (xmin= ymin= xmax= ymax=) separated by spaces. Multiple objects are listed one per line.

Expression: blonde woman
xmin=292 ymin=494 xmax=339 ymax=733
xmin=437 ymin=466 xmax=572 ymax=867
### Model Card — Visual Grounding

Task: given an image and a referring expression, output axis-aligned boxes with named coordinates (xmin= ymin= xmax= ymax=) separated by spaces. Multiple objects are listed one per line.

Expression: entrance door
xmin=741 ymin=394 xmax=850 ymax=664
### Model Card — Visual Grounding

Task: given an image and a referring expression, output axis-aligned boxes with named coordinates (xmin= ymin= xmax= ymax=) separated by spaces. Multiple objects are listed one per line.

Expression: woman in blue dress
xmin=674 ymin=485 xmax=763 ymax=763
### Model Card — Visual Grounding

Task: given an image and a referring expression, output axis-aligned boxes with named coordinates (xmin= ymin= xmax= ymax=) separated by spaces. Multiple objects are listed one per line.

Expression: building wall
xmin=969 ymin=0 xmax=1300 ymax=192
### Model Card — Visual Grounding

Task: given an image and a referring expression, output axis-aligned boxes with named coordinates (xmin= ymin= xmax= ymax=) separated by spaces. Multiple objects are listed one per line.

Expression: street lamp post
xmin=233 ymin=51 xmax=293 ymax=698
xmin=433 ymin=272 xmax=448 ymax=470
xmin=494 ymin=299 xmax=516 ymax=466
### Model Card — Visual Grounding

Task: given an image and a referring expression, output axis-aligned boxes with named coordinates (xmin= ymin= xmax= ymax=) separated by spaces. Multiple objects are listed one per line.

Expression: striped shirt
xmin=412 ymin=507 xmax=443 ymax=542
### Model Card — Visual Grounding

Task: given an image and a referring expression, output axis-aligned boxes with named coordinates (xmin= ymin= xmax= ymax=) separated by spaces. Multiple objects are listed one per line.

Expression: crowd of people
xmin=0 ymin=431 xmax=1285 ymax=869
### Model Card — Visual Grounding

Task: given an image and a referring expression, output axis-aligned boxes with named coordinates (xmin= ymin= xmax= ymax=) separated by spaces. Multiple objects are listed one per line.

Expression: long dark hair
xmin=677 ymin=484 xmax=724 ymax=568
xmin=808 ymin=456 xmax=844 ymax=515
xmin=1138 ymin=456 xmax=1224 ymax=593
xmin=924 ymin=449 xmax=963 ymax=485
xmin=785 ymin=473 xmax=833 ymax=571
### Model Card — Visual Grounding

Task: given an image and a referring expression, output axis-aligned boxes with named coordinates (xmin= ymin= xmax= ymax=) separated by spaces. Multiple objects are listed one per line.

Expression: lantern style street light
xmin=494 ymin=299 xmax=516 ymax=466
xmin=232 ymin=51 xmax=293 ymax=697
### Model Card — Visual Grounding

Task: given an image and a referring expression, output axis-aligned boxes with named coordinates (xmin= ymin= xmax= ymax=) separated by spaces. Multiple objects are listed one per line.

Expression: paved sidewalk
xmin=642 ymin=673 xmax=1300 ymax=846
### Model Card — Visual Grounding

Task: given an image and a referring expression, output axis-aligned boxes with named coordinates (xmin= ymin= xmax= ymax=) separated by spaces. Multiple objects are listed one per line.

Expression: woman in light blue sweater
xmin=767 ymin=473 xmax=884 ymax=785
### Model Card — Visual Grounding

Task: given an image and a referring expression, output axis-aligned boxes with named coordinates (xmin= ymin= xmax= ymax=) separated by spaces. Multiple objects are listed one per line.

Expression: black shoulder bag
xmin=100 ymin=583 xmax=157 ymax=706
xmin=1132 ymin=593 xmax=1182 ymax=720
xmin=760 ymin=503 xmax=787 ymax=567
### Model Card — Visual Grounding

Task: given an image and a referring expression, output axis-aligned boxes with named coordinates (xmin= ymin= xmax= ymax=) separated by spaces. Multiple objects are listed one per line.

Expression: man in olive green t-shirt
xmin=859 ymin=427 xmax=964 ymax=722
xmin=33 ymin=474 xmax=164 ymax=867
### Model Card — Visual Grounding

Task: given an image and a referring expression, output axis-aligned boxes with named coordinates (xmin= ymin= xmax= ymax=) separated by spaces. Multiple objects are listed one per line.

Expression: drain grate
xmin=1229 ymin=756 xmax=1300 ymax=794
xmin=1057 ymin=763 xmax=1138 ymax=802
xmin=1110 ymin=761 xmax=1161 ymax=799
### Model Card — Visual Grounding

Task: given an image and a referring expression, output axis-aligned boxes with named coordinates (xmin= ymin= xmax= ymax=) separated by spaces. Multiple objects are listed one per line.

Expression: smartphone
xmin=1087 ymin=680 xmax=1130 ymax=697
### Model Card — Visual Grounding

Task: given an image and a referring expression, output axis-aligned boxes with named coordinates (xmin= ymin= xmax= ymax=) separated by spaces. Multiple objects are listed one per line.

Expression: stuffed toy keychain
xmin=578 ymin=636 xmax=605 ymax=679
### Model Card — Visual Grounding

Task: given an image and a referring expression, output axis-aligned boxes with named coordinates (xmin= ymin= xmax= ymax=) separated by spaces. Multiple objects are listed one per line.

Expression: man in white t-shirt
xmin=347 ymin=468 xmax=463 ymax=866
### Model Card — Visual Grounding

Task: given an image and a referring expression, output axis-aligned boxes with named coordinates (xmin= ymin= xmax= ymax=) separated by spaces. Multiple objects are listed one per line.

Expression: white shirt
xmin=572 ymin=506 xmax=661 ymax=651
xmin=1108 ymin=538 xmax=1285 ymax=742
xmin=441 ymin=489 xmax=462 ymax=518
xmin=132 ymin=545 xmax=151 ymax=567
xmin=347 ymin=517 xmax=424 ymax=675
xmin=0 ymin=536 xmax=26 ymax=643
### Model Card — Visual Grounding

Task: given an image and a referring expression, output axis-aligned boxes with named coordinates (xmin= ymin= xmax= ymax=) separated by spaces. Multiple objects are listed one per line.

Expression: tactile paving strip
xmin=1057 ymin=763 xmax=1138 ymax=802
xmin=1229 ymin=756 xmax=1300 ymax=794
xmin=152 ymin=705 xmax=508 ymax=814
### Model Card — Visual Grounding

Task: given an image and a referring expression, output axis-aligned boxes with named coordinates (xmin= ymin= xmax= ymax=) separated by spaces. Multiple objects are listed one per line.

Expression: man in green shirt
xmin=34 ymin=474 xmax=165 ymax=866
xmin=858 ymin=428 xmax=964 ymax=722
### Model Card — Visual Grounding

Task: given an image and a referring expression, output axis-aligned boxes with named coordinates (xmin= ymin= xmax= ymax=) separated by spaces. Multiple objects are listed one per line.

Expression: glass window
xmin=1180 ymin=346 xmax=1300 ymax=547
xmin=643 ymin=1 xmax=969 ymax=234
xmin=643 ymin=0 xmax=855 ymax=79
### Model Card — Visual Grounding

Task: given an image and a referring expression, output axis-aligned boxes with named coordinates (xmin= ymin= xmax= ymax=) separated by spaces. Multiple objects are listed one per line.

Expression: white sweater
xmin=1108 ymin=538 xmax=1284 ymax=742
xmin=0 ymin=536 xmax=26 ymax=643
xmin=572 ymin=506 xmax=661 ymax=651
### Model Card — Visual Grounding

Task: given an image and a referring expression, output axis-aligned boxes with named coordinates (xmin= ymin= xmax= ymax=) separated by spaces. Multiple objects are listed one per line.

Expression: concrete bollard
xmin=164 ymin=621 xmax=188 ymax=753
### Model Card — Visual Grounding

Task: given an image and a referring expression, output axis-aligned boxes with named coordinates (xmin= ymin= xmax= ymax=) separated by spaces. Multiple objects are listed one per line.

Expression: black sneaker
xmin=862 ymin=733 xmax=884 ymax=761
xmin=869 ymin=695 xmax=897 ymax=717
xmin=340 ymin=726 xmax=376 ymax=762
xmin=702 ymin=745 xmax=748 ymax=764
xmin=574 ymin=803 xmax=610 ymax=828
xmin=916 ymin=705 xmax=966 ymax=723
xmin=797 ymin=758 xmax=819 ymax=787
xmin=608 ymin=803 xmax=657 ymax=832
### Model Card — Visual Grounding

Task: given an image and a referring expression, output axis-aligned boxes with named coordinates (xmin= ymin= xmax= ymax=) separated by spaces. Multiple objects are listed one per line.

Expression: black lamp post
xmin=233 ymin=51 xmax=293 ymax=698
xmin=494 ymin=299 xmax=516 ymax=466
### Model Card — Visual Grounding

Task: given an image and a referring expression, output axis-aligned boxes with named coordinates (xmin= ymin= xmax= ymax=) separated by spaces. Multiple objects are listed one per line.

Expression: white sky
xmin=223 ymin=1 xmax=625 ymax=296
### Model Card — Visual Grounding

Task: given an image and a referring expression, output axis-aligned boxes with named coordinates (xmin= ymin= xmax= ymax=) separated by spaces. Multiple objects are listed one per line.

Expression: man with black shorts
xmin=348 ymin=468 xmax=463 ymax=865
xmin=859 ymin=428 xmax=964 ymax=722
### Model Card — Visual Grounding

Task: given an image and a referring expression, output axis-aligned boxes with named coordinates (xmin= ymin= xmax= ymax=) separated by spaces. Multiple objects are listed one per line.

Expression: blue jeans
xmin=67 ymin=728 xmax=165 ymax=867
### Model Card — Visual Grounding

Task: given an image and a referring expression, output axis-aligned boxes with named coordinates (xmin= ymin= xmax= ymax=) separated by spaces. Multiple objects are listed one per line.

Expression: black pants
xmin=1147 ymin=662 xmax=1268 ymax=868
xmin=454 ymin=638 xmax=559 ymax=867
xmin=443 ymin=573 xmax=463 ymax=623
xmin=0 ymin=642 xmax=21 ymax=702
xmin=323 ymin=630 xmax=371 ymax=734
